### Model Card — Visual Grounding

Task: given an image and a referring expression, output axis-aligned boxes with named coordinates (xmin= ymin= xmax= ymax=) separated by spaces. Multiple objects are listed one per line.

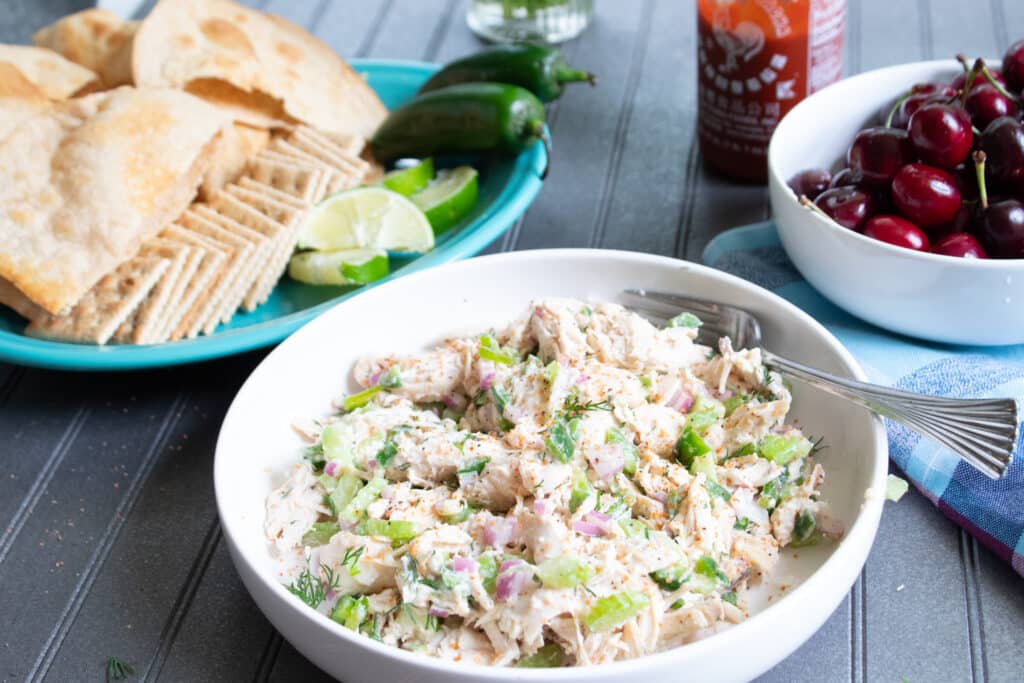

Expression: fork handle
xmin=762 ymin=350 xmax=1018 ymax=479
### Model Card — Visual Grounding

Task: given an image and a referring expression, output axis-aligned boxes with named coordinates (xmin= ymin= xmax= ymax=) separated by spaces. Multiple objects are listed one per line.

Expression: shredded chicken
xmin=265 ymin=299 xmax=840 ymax=667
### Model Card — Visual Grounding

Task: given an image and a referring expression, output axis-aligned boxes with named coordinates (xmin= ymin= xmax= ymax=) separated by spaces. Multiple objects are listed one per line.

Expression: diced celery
xmin=568 ymin=469 xmax=594 ymax=513
xmin=543 ymin=360 xmax=560 ymax=384
xmin=606 ymin=427 xmax=639 ymax=476
xmin=321 ymin=423 xmax=354 ymax=467
xmin=734 ymin=517 xmax=751 ymax=531
xmin=650 ymin=562 xmax=689 ymax=591
xmin=328 ymin=472 xmax=364 ymax=516
xmin=620 ymin=518 xmax=650 ymax=538
xmin=602 ymin=496 xmax=632 ymax=521
xmin=722 ymin=591 xmax=738 ymax=606
xmin=478 ymin=555 xmax=498 ymax=594
xmin=377 ymin=365 xmax=403 ymax=388
xmin=301 ymin=521 xmax=340 ymax=546
xmin=330 ymin=594 xmax=369 ymax=630
xmin=722 ymin=394 xmax=749 ymax=417
xmin=584 ymin=591 xmax=650 ymax=632
xmin=665 ymin=312 xmax=702 ymax=329
xmin=724 ymin=442 xmax=757 ymax=461
xmin=342 ymin=386 xmax=382 ymax=412
xmin=375 ymin=440 xmax=398 ymax=467
xmin=694 ymin=555 xmax=729 ymax=584
xmin=789 ymin=508 xmax=822 ymax=547
xmin=478 ymin=334 xmax=519 ymax=365
xmin=675 ymin=426 xmax=710 ymax=468
xmin=491 ymin=386 xmax=515 ymax=431
xmin=439 ymin=502 xmax=474 ymax=524
xmin=339 ymin=477 xmax=386 ymax=523
xmin=689 ymin=453 xmax=717 ymax=481
xmin=536 ymin=556 xmax=594 ymax=589
xmin=758 ymin=433 xmax=813 ymax=465
xmin=545 ymin=416 xmax=578 ymax=463
xmin=303 ymin=442 xmax=326 ymax=469
xmin=359 ymin=518 xmax=418 ymax=542
xmin=457 ymin=457 xmax=490 ymax=475
xmin=686 ymin=395 xmax=725 ymax=434
xmin=886 ymin=474 xmax=909 ymax=502
xmin=516 ymin=642 xmax=565 ymax=668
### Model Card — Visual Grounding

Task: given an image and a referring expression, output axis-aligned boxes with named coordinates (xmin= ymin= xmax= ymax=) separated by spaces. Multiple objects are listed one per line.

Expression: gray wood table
xmin=2 ymin=1 xmax=1023 ymax=681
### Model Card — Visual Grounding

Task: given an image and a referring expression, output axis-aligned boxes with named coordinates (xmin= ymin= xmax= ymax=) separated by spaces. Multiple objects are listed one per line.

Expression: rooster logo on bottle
xmin=711 ymin=4 xmax=765 ymax=73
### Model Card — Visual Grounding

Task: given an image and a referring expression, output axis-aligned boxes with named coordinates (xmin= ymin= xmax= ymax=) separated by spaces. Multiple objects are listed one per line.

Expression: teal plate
xmin=0 ymin=59 xmax=546 ymax=371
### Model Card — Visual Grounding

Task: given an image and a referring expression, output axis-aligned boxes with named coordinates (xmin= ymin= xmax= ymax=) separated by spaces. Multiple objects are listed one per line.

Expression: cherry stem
xmin=885 ymin=88 xmax=916 ymax=127
xmin=961 ymin=59 xmax=984 ymax=106
xmin=799 ymin=194 xmax=835 ymax=222
xmin=977 ymin=59 xmax=1021 ymax=104
xmin=956 ymin=54 xmax=971 ymax=73
xmin=973 ymin=150 xmax=989 ymax=210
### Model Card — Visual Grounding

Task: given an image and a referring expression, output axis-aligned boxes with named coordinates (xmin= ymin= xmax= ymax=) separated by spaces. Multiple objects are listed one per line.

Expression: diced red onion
xmin=495 ymin=560 xmax=531 ymax=601
xmin=666 ymin=388 xmax=694 ymax=413
xmin=588 ymin=444 xmax=625 ymax=481
xmin=482 ymin=517 xmax=518 ymax=547
xmin=575 ymin=374 xmax=589 ymax=385
xmin=480 ymin=372 xmax=496 ymax=391
xmin=572 ymin=519 xmax=605 ymax=536
xmin=478 ymin=360 xmax=497 ymax=391
xmin=442 ymin=393 xmax=467 ymax=412
xmin=452 ymin=556 xmax=476 ymax=573
xmin=367 ymin=368 xmax=383 ymax=386
xmin=326 ymin=589 xmax=338 ymax=600
xmin=533 ymin=500 xmax=547 ymax=516
xmin=428 ymin=605 xmax=450 ymax=618
xmin=324 ymin=460 xmax=340 ymax=477
xmin=573 ymin=510 xmax=612 ymax=537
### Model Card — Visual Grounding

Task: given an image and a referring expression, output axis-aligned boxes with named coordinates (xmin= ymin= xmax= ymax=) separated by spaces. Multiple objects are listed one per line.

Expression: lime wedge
xmin=382 ymin=157 xmax=434 ymax=196
xmin=288 ymin=248 xmax=389 ymax=286
xmin=296 ymin=187 xmax=434 ymax=253
xmin=410 ymin=166 xmax=479 ymax=235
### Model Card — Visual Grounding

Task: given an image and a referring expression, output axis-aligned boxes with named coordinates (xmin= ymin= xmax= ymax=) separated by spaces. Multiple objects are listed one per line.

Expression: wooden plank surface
xmin=0 ymin=1 xmax=1022 ymax=682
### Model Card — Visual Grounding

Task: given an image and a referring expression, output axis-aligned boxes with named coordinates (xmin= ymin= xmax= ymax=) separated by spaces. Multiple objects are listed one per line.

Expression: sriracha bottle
xmin=697 ymin=0 xmax=845 ymax=182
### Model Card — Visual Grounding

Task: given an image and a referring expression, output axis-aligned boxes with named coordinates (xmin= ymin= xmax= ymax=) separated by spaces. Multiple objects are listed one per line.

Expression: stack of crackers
xmin=0 ymin=0 xmax=390 ymax=346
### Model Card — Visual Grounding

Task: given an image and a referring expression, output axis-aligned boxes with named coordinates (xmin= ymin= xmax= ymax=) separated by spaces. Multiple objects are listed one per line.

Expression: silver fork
xmin=623 ymin=288 xmax=1019 ymax=479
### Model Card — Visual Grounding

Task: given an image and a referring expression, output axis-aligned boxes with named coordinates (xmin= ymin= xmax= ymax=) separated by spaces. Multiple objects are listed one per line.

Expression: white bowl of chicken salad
xmin=215 ymin=248 xmax=888 ymax=683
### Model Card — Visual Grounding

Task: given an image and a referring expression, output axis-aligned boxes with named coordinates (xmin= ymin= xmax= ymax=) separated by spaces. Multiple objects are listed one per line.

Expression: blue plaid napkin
xmin=703 ymin=222 xmax=1024 ymax=578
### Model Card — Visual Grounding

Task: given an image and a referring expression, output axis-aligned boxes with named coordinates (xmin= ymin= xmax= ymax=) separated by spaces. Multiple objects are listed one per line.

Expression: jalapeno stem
xmin=557 ymin=66 xmax=597 ymax=87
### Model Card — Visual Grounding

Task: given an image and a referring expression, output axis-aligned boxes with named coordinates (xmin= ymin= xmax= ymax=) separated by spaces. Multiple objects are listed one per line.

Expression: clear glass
xmin=467 ymin=0 xmax=594 ymax=44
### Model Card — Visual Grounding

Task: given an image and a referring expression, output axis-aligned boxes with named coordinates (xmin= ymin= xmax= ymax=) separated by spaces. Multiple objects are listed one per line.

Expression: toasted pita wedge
xmin=0 ymin=86 xmax=228 ymax=315
xmin=132 ymin=0 xmax=387 ymax=137
xmin=32 ymin=9 xmax=139 ymax=88
xmin=26 ymin=255 xmax=169 ymax=345
xmin=199 ymin=122 xmax=270 ymax=200
xmin=0 ymin=45 xmax=99 ymax=99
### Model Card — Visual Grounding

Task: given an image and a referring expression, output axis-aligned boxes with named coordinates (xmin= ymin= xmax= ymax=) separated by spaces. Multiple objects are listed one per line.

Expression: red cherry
xmin=863 ymin=215 xmax=931 ymax=251
xmin=978 ymin=199 xmax=1024 ymax=258
xmin=891 ymin=163 xmax=962 ymax=228
xmin=814 ymin=186 xmax=875 ymax=231
xmin=953 ymin=66 xmax=1005 ymax=91
xmin=847 ymin=127 xmax=915 ymax=186
xmin=908 ymin=103 xmax=974 ymax=168
xmin=1002 ymin=40 xmax=1024 ymax=92
xmin=788 ymin=168 xmax=832 ymax=201
xmin=965 ymin=83 xmax=1017 ymax=130
xmin=932 ymin=232 xmax=988 ymax=258
xmin=980 ymin=117 xmax=1024 ymax=186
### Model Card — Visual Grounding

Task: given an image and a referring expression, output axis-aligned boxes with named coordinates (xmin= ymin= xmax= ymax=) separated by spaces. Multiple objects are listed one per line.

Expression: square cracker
xmin=237 ymin=177 xmax=309 ymax=209
xmin=162 ymin=224 xmax=231 ymax=340
xmin=208 ymin=191 xmax=290 ymax=311
xmin=216 ymin=184 xmax=304 ymax=307
xmin=290 ymin=126 xmax=370 ymax=179
xmin=26 ymin=255 xmax=170 ymax=345
xmin=267 ymin=139 xmax=356 ymax=194
xmin=178 ymin=209 xmax=255 ymax=333
xmin=147 ymin=238 xmax=204 ymax=343
xmin=293 ymin=125 xmax=365 ymax=156
xmin=113 ymin=240 xmax=192 ymax=345
xmin=245 ymin=157 xmax=324 ymax=203
xmin=157 ymin=231 xmax=222 ymax=342
xmin=257 ymin=148 xmax=338 ymax=199
xmin=190 ymin=204 xmax=274 ymax=323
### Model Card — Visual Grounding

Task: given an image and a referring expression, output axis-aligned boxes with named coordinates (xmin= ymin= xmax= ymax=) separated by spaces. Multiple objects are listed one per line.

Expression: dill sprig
xmin=561 ymin=392 xmax=612 ymax=420
xmin=341 ymin=546 xmax=364 ymax=576
xmin=106 ymin=656 xmax=134 ymax=683
xmin=287 ymin=563 xmax=340 ymax=608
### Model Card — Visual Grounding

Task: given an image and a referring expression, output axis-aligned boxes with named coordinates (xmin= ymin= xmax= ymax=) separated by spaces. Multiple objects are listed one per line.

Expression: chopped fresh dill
xmin=561 ymin=391 xmax=612 ymax=420
xmin=287 ymin=563 xmax=340 ymax=608
xmin=342 ymin=546 xmax=364 ymax=576
xmin=106 ymin=656 xmax=134 ymax=683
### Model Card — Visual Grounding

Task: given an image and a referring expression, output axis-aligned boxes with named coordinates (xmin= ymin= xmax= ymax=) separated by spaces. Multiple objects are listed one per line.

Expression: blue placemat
xmin=704 ymin=222 xmax=1024 ymax=578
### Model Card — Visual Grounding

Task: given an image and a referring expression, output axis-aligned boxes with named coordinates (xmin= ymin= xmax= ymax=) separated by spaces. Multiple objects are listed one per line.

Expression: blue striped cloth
xmin=704 ymin=222 xmax=1024 ymax=577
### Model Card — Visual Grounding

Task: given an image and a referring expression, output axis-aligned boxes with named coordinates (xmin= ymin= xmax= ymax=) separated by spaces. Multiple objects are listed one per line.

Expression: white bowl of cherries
xmin=768 ymin=44 xmax=1024 ymax=346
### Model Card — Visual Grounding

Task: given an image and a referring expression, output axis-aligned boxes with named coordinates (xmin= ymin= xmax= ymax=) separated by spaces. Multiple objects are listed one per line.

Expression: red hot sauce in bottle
xmin=697 ymin=0 xmax=845 ymax=182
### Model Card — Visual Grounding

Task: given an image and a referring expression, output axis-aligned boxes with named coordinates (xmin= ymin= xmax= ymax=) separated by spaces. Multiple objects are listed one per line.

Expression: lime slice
xmin=410 ymin=166 xmax=479 ymax=235
xmin=296 ymin=187 xmax=434 ymax=253
xmin=381 ymin=157 xmax=434 ymax=196
xmin=288 ymin=248 xmax=389 ymax=286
